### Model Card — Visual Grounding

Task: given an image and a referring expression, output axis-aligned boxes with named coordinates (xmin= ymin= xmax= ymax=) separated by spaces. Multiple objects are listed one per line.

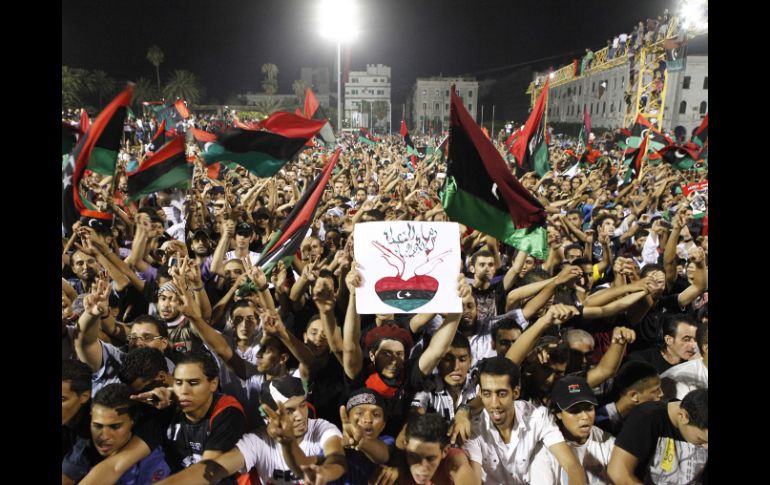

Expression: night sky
xmin=63 ymin=0 xmax=673 ymax=105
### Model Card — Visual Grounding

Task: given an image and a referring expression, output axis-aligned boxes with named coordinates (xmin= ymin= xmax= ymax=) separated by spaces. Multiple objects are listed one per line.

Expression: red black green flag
xmin=127 ymin=136 xmax=191 ymax=200
xmin=358 ymin=127 xmax=380 ymax=145
xmin=692 ymin=113 xmax=708 ymax=147
xmin=148 ymin=120 xmax=167 ymax=153
xmin=626 ymin=114 xmax=671 ymax=151
xmin=624 ymin=133 xmax=649 ymax=183
xmin=257 ymin=149 xmax=341 ymax=275
xmin=440 ymin=85 xmax=548 ymax=260
xmin=577 ymin=106 xmax=591 ymax=157
xmin=203 ymin=120 xmax=324 ymax=177
xmin=659 ymin=142 xmax=701 ymax=171
xmin=304 ymin=88 xmax=320 ymax=119
xmin=62 ymin=85 xmax=133 ymax=235
xmin=511 ymin=77 xmax=550 ymax=177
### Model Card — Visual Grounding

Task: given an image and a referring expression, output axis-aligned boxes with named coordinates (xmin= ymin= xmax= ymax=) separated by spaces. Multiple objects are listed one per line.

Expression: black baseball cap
xmin=235 ymin=222 xmax=254 ymax=236
xmin=551 ymin=376 xmax=598 ymax=411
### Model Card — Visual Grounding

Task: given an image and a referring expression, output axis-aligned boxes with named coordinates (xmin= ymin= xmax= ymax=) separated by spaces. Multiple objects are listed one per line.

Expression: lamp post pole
xmin=337 ymin=39 xmax=342 ymax=133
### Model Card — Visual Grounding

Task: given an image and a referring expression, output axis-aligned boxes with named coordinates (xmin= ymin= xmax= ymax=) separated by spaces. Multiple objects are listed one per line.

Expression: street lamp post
xmin=319 ymin=0 xmax=358 ymax=135
xmin=337 ymin=39 xmax=342 ymax=133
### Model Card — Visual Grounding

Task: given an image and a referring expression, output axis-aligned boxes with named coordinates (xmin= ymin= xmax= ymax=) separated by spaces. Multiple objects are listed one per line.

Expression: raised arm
xmin=312 ymin=274 xmax=344 ymax=363
xmin=74 ymin=275 xmax=112 ymax=372
xmin=504 ymin=249 xmax=529 ymax=291
xmin=262 ymin=310 xmax=320 ymax=379
xmin=418 ymin=277 xmax=467 ymax=374
xmin=521 ymin=266 xmax=582 ymax=320
xmin=581 ymin=290 xmax=648 ymax=320
xmin=210 ymin=219 xmax=235 ymax=277
xmin=663 ymin=212 xmax=685 ymax=285
xmin=505 ymin=304 xmax=580 ymax=365
xmin=677 ymin=247 xmax=708 ymax=308
xmin=342 ymin=265 xmax=365 ymax=379
xmin=586 ymin=327 xmax=636 ymax=387
xmin=506 ymin=276 xmax=558 ymax=312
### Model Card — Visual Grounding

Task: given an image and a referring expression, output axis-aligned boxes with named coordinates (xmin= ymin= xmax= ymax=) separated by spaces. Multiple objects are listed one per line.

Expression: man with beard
xmin=156 ymin=376 xmax=346 ymax=485
xmin=462 ymin=356 xmax=586 ymax=484
xmin=341 ymin=266 xmax=467 ymax=438
xmin=75 ymin=275 xmax=175 ymax=395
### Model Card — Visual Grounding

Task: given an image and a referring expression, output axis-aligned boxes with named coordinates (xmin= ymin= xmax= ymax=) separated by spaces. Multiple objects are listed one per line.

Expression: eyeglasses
xmin=127 ymin=335 xmax=165 ymax=343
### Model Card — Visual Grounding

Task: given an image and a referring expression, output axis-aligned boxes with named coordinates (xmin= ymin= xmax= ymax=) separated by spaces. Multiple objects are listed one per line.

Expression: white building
xmin=544 ymin=52 xmax=707 ymax=138
xmin=409 ymin=77 xmax=479 ymax=134
xmin=344 ymin=64 xmax=391 ymax=132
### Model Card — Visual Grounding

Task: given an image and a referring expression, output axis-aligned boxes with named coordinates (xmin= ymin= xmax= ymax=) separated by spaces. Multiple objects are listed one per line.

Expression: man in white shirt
xmin=462 ymin=356 xmax=587 ymax=484
xmin=156 ymin=376 xmax=346 ymax=485
xmin=531 ymin=376 xmax=615 ymax=484
xmin=660 ymin=322 xmax=708 ymax=400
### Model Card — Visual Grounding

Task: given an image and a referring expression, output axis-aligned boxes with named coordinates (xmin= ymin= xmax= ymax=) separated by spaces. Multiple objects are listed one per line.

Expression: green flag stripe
xmin=128 ymin=166 xmax=192 ymax=200
xmin=87 ymin=146 xmax=118 ymax=175
xmin=441 ymin=176 xmax=548 ymax=260
xmin=204 ymin=143 xmax=289 ymax=177
xmin=358 ymin=135 xmax=377 ymax=146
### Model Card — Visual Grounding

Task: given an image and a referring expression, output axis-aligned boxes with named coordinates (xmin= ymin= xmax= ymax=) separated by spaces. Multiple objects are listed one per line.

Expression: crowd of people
xmin=62 ymin=111 xmax=708 ymax=484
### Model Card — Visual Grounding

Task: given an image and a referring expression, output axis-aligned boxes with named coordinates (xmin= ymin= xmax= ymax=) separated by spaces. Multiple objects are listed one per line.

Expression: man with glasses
xmin=75 ymin=274 xmax=174 ymax=395
xmin=156 ymin=376 xmax=346 ymax=485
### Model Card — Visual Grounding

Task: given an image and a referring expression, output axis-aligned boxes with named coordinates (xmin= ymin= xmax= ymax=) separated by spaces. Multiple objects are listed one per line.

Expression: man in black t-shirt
xmin=163 ymin=350 xmax=246 ymax=475
xmin=627 ymin=313 xmax=698 ymax=374
xmin=608 ymin=388 xmax=708 ymax=484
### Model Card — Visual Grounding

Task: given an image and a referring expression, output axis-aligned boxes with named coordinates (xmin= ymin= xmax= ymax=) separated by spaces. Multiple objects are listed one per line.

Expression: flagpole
xmin=481 ymin=105 xmax=484 ymax=128
xmin=491 ymin=105 xmax=495 ymax=139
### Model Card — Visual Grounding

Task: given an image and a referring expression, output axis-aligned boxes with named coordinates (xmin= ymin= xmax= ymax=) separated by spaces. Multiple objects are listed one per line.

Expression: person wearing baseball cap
xmin=530 ymin=376 xmax=616 ymax=484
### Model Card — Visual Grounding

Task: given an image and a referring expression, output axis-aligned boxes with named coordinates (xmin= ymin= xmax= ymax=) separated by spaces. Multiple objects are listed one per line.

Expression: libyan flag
xmin=203 ymin=113 xmax=325 ymax=177
xmin=127 ymin=136 xmax=191 ymax=200
xmin=358 ymin=127 xmax=379 ymax=146
xmin=692 ymin=113 xmax=708 ymax=147
xmin=625 ymin=114 xmax=671 ymax=152
xmin=440 ymin=85 xmax=549 ymax=260
xmin=659 ymin=142 xmax=701 ymax=171
xmin=511 ymin=77 xmax=550 ymax=177
xmin=257 ymin=149 xmax=341 ymax=275
xmin=62 ymin=85 xmax=133 ymax=236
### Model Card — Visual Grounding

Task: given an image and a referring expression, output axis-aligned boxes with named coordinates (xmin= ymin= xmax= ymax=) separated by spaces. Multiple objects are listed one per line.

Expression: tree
xmin=292 ymin=79 xmax=309 ymax=105
xmin=86 ymin=70 xmax=116 ymax=110
xmin=146 ymin=45 xmax=164 ymax=93
xmin=254 ymin=97 xmax=283 ymax=115
xmin=163 ymin=70 xmax=204 ymax=104
xmin=62 ymin=65 xmax=87 ymax=110
xmin=132 ymin=77 xmax=158 ymax=109
xmin=261 ymin=63 xmax=279 ymax=95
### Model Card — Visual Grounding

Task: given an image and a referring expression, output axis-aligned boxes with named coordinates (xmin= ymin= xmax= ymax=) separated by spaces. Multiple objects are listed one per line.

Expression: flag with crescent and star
xmin=440 ymin=85 xmax=548 ymax=260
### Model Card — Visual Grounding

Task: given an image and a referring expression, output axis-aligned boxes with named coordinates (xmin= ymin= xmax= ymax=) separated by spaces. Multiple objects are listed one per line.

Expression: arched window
xmin=699 ymin=101 xmax=707 ymax=114
xmin=679 ymin=101 xmax=687 ymax=114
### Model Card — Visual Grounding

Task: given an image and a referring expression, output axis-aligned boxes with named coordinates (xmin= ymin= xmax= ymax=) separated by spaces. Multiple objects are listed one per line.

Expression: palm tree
xmin=261 ymin=63 xmax=279 ymax=95
xmin=163 ymin=70 xmax=203 ymax=104
xmin=132 ymin=77 xmax=157 ymax=109
xmin=146 ymin=45 xmax=164 ymax=93
xmin=62 ymin=65 xmax=86 ymax=109
xmin=254 ymin=97 xmax=283 ymax=115
xmin=292 ymin=79 xmax=309 ymax=104
xmin=86 ymin=70 xmax=116 ymax=110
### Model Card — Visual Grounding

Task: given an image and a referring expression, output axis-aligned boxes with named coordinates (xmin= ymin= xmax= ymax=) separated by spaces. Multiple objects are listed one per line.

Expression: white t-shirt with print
xmin=236 ymin=418 xmax=342 ymax=485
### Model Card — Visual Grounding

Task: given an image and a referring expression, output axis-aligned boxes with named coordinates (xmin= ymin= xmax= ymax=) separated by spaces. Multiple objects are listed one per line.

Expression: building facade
xmin=344 ymin=64 xmax=392 ymax=132
xmin=408 ymin=77 xmax=479 ymax=134
xmin=544 ymin=55 xmax=707 ymax=137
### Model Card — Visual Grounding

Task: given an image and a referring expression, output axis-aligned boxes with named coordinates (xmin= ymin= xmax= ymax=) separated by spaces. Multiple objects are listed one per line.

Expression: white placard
xmin=354 ymin=221 xmax=462 ymax=314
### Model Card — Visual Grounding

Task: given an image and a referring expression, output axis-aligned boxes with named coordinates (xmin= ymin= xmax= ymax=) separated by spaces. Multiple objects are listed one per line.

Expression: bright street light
xmin=319 ymin=0 xmax=359 ymax=134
